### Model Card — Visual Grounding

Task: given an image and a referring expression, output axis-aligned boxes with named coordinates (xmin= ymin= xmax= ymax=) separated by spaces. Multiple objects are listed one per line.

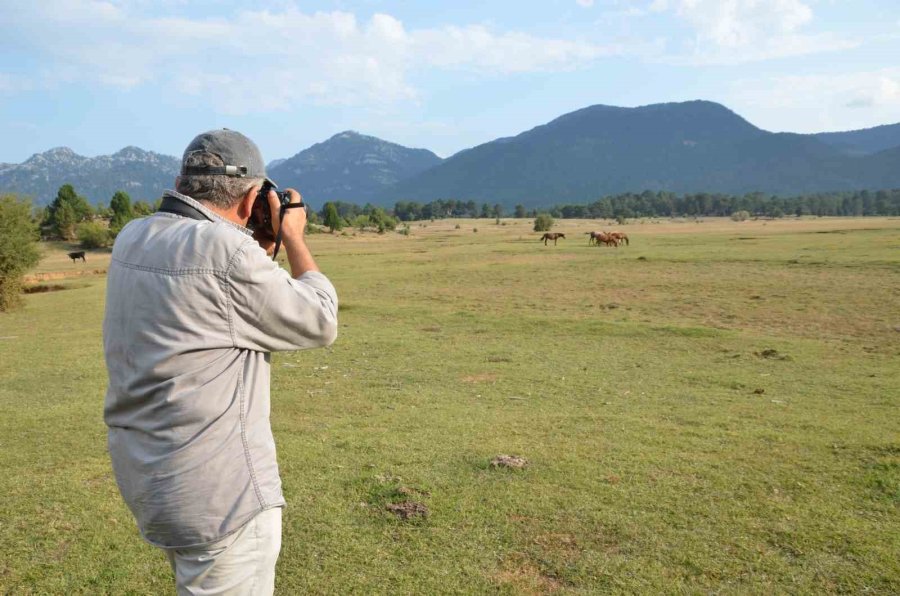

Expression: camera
xmin=249 ymin=181 xmax=291 ymax=241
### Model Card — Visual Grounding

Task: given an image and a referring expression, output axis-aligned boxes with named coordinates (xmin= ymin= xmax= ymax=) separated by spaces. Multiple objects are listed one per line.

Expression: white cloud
xmin=0 ymin=1 xmax=618 ymax=113
xmin=648 ymin=0 xmax=858 ymax=64
xmin=576 ymin=0 xmax=595 ymax=7
xmin=728 ymin=68 xmax=900 ymax=132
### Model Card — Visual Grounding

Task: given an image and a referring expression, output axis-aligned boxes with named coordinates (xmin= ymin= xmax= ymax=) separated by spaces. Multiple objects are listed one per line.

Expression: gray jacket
xmin=103 ymin=190 xmax=338 ymax=548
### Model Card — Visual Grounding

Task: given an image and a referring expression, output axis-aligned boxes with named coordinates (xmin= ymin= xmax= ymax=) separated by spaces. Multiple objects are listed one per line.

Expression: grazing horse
xmin=541 ymin=232 xmax=566 ymax=246
xmin=585 ymin=231 xmax=604 ymax=245
xmin=591 ymin=232 xmax=617 ymax=247
xmin=610 ymin=231 xmax=629 ymax=246
xmin=68 ymin=251 xmax=86 ymax=263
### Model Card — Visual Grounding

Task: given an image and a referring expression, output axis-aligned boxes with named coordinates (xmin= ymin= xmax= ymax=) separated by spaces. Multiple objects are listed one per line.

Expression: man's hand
xmin=266 ymin=188 xmax=320 ymax=277
xmin=267 ymin=188 xmax=306 ymax=245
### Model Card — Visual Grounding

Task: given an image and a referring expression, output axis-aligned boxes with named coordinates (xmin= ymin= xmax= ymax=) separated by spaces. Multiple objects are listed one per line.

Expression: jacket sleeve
xmin=227 ymin=240 xmax=338 ymax=353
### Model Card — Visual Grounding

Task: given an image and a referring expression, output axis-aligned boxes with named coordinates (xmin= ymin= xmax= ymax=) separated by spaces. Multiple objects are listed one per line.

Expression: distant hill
xmin=813 ymin=123 xmax=900 ymax=156
xmin=383 ymin=101 xmax=900 ymax=208
xmin=0 ymin=146 xmax=179 ymax=206
xmin=268 ymin=131 xmax=442 ymax=206
xmin=3 ymin=103 xmax=899 ymax=210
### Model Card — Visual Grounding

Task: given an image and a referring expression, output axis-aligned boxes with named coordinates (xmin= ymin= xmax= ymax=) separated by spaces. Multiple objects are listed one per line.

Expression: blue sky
xmin=1 ymin=0 xmax=898 ymax=164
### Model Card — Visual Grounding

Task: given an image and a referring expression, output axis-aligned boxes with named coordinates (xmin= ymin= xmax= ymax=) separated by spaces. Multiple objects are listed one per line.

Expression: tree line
xmin=391 ymin=189 xmax=900 ymax=221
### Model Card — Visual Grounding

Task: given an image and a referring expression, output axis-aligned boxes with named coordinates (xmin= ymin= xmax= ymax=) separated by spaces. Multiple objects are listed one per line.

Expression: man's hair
xmin=176 ymin=152 xmax=264 ymax=209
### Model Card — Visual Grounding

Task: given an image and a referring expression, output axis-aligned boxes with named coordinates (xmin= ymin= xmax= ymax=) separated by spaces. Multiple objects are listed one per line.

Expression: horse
xmin=585 ymin=231 xmax=605 ymax=245
xmin=541 ymin=233 xmax=566 ymax=246
xmin=68 ymin=251 xmax=86 ymax=263
xmin=591 ymin=232 xmax=617 ymax=247
xmin=609 ymin=231 xmax=629 ymax=246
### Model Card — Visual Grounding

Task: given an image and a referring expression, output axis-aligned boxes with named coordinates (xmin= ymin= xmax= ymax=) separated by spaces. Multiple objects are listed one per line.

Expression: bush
xmin=731 ymin=210 xmax=751 ymax=222
xmin=0 ymin=195 xmax=41 ymax=312
xmin=77 ymin=221 xmax=112 ymax=249
xmin=351 ymin=214 xmax=370 ymax=230
xmin=533 ymin=213 xmax=554 ymax=232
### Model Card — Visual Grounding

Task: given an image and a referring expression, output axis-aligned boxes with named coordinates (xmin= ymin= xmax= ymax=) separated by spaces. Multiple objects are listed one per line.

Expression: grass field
xmin=1 ymin=216 xmax=898 ymax=594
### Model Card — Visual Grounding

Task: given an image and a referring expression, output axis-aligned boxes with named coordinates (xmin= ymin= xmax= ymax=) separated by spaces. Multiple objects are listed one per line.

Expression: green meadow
xmin=1 ymin=216 xmax=898 ymax=594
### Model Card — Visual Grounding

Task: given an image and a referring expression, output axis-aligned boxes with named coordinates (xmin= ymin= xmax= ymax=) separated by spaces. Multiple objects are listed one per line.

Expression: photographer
xmin=102 ymin=129 xmax=338 ymax=595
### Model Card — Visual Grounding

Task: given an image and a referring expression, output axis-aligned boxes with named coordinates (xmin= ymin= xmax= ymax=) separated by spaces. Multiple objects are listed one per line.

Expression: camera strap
xmin=272 ymin=202 xmax=305 ymax=260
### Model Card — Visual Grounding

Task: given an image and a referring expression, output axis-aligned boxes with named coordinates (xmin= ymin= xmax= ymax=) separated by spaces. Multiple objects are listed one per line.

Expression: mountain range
xmin=2 ymin=100 xmax=899 ymax=209
xmin=0 ymin=146 xmax=179 ymax=208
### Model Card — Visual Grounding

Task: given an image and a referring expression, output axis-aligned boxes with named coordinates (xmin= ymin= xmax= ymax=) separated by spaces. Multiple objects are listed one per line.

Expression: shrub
xmin=472 ymin=227 xmax=478 ymax=233
xmin=0 ymin=195 xmax=41 ymax=312
xmin=731 ymin=210 xmax=751 ymax=222
xmin=77 ymin=221 xmax=112 ymax=249
xmin=398 ymin=224 xmax=411 ymax=236
xmin=350 ymin=214 xmax=370 ymax=231
xmin=533 ymin=213 xmax=554 ymax=232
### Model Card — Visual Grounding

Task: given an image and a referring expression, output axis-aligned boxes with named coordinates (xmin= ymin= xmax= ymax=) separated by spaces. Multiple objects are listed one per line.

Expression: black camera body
xmin=249 ymin=182 xmax=290 ymax=240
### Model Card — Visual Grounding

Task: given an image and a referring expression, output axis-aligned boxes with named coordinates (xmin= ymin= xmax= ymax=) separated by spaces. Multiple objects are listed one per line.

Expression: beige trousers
xmin=163 ymin=507 xmax=282 ymax=596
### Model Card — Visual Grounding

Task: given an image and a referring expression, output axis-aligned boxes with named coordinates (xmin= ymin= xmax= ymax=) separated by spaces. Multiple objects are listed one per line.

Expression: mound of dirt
xmin=386 ymin=501 xmax=429 ymax=520
xmin=491 ymin=455 xmax=528 ymax=469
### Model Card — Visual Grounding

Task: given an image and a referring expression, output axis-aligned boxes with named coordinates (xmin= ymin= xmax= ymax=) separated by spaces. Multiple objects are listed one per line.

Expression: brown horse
xmin=585 ymin=231 xmax=606 ymax=245
xmin=590 ymin=232 xmax=617 ymax=247
xmin=541 ymin=232 xmax=566 ymax=246
xmin=609 ymin=231 xmax=629 ymax=246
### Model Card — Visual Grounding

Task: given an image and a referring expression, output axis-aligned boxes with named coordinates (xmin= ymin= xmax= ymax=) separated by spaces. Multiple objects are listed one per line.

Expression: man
xmin=103 ymin=129 xmax=338 ymax=595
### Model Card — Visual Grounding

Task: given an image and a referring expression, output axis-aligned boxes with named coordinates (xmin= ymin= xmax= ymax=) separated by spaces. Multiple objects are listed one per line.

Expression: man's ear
xmin=237 ymin=185 xmax=259 ymax=223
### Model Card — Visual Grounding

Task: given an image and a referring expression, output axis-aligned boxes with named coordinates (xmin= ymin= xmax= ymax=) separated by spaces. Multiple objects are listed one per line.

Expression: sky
xmin=1 ymin=0 xmax=898 ymax=164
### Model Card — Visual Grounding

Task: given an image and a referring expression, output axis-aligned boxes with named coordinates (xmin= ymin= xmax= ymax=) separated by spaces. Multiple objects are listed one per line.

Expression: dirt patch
xmin=23 ymin=284 xmax=70 ymax=294
xmin=492 ymin=556 xmax=564 ymax=594
xmin=461 ymin=373 xmax=499 ymax=383
xmin=755 ymin=348 xmax=791 ymax=360
xmin=385 ymin=501 xmax=429 ymax=520
xmin=23 ymin=269 xmax=106 ymax=283
xmin=491 ymin=455 xmax=528 ymax=469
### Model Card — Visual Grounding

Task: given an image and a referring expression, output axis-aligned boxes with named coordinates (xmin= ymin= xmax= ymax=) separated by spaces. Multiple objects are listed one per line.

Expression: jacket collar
xmin=160 ymin=190 xmax=253 ymax=237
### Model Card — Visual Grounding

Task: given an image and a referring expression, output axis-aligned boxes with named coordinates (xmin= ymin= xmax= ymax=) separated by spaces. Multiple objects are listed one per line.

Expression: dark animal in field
xmin=68 ymin=251 xmax=86 ymax=263
xmin=610 ymin=232 xmax=629 ymax=246
xmin=541 ymin=233 xmax=566 ymax=245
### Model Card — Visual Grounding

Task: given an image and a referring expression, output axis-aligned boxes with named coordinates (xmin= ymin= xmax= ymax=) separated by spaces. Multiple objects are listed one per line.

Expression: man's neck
xmin=201 ymin=201 xmax=244 ymax=226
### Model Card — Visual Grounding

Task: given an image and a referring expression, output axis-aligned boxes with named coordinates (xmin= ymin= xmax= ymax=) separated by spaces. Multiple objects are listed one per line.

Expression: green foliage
xmin=109 ymin=191 xmax=135 ymax=233
xmin=48 ymin=184 xmax=93 ymax=240
xmin=350 ymin=214 xmax=370 ymax=230
xmin=533 ymin=213 xmax=554 ymax=232
xmin=0 ymin=195 xmax=41 ymax=311
xmin=323 ymin=202 xmax=343 ymax=233
xmin=390 ymin=189 xmax=900 ymax=221
xmin=731 ymin=210 xmax=751 ymax=222
xmin=133 ymin=201 xmax=155 ymax=217
xmin=368 ymin=207 xmax=398 ymax=232
xmin=77 ymin=222 xmax=112 ymax=249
